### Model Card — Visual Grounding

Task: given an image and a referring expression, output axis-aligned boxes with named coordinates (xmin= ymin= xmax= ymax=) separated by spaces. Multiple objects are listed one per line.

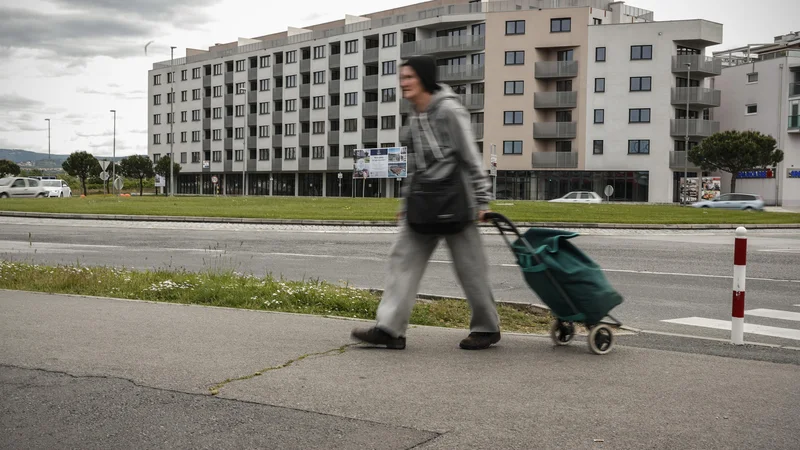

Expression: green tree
xmin=62 ymin=151 xmax=101 ymax=196
xmin=119 ymin=155 xmax=156 ymax=196
xmin=153 ymin=155 xmax=181 ymax=195
xmin=688 ymin=130 xmax=784 ymax=193
xmin=0 ymin=159 xmax=21 ymax=178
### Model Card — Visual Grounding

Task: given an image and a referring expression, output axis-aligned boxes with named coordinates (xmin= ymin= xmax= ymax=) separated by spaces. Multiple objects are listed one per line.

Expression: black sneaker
xmin=351 ymin=326 xmax=406 ymax=350
xmin=459 ymin=332 xmax=501 ymax=350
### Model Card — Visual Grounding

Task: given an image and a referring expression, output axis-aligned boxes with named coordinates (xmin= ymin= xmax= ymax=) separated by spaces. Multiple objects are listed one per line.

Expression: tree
xmin=0 ymin=159 xmax=21 ymax=178
xmin=688 ymin=130 xmax=784 ymax=193
xmin=62 ymin=151 xmax=101 ymax=196
xmin=153 ymin=155 xmax=181 ymax=195
xmin=119 ymin=155 xmax=156 ymax=196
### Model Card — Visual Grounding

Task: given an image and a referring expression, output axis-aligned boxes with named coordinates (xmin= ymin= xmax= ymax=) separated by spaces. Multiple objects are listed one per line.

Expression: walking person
xmin=351 ymin=56 xmax=501 ymax=350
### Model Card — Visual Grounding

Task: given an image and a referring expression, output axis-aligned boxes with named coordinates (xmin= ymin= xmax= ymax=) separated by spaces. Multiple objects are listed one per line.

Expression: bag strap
xmin=410 ymin=111 xmax=446 ymax=172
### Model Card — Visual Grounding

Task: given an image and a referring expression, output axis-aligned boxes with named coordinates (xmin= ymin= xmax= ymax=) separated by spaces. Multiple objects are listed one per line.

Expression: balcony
xmin=532 ymin=152 xmax=578 ymax=169
xmin=248 ymin=90 xmax=257 ymax=103
xmin=460 ymin=93 xmax=484 ymax=110
xmin=299 ymin=108 xmax=310 ymax=122
xmin=534 ymin=91 xmax=577 ymax=109
xmin=671 ymin=87 xmax=721 ymax=108
xmin=273 ymin=63 xmax=283 ymax=77
xmin=400 ymin=35 xmax=485 ymax=59
xmin=328 ymin=105 xmax=340 ymax=120
xmin=669 ymin=151 xmax=702 ymax=170
xmin=329 ymin=54 xmax=340 ymax=68
xmin=224 ymin=116 xmax=233 ymax=128
xmin=272 ymin=134 xmax=282 ymax=147
xmin=438 ymin=64 xmax=484 ymax=82
xmin=272 ymin=111 xmax=283 ymax=123
xmin=789 ymin=115 xmax=800 ymax=132
xmin=670 ymin=119 xmax=720 ymax=138
xmin=203 ymin=97 xmax=211 ymax=108
xmin=363 ymin=75 xmax=379 ymax=90
xmin=248 ymin=67 xmax=258 ymax=81
xmin=327 ymin=131 xmax=340 ymax=145
xmin=300 ymin=59 xmax=311 ymax=73
xmin=364 ymin=47 xmax=379 ymax=63
xmin=202 ymin=118 xmax=211 ymax=129
xmin=329 ymin=80 xmax=340 ymax=94
xmin=472 ymin=123 xmax=484 ymax=140
xmin=299 ymin=132 xmax=310 ymax=146
xmin=535 ymin=61 xmax=578 ymax=79
xmin=224 ymin=96 xmax=234 ymax=107
xmin=273 ymin=87 xmax=283 ymax=101
xmin=362 ymin=128 xmax=378 ymax=143
xmin=203 ymin=76 xmax=211 ymax=88
xmin=300 ymin=84 xmax=310 ymax=97
xmin=224 ymin=137 xmax=233 ymax=151
xmin=248 ymin=113 xmax=256 ymax=125
xmin=672 ymin=55 xmax=722 ymax=77
xmin=533 ymin=122 xmax=577 ymax=139
xmin=224 ymin=72 xmax=233 ymax=83
xmin=362 ymin=101 xmax=378 ymax=116
xmin=790 ymin=83 xmax=800 ymax=98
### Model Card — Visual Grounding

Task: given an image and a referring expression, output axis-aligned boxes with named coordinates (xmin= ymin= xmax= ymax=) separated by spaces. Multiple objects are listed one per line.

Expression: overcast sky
xmin=0 ymin=0 xmax=794 ymax=158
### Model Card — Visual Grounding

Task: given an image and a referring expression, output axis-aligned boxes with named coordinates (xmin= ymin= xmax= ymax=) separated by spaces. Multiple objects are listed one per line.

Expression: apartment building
xmin=713 ymin=32 xmax=800 ymax=207
xmin=147 ymin=0 xmax=723 ymax=202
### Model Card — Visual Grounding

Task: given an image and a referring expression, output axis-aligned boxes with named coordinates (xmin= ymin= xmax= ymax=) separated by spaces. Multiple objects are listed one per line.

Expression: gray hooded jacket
xmin=398 ymin=83 xmax=492 ymax=219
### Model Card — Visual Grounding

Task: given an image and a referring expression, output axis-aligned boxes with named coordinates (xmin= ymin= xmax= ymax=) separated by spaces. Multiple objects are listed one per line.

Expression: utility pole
xmin=110 ymin=110 xmax=117 ymax=194
xmin=239 ymin=86 xmax=247 ymax=196
xmin=170 ymin=46 xmax=176 ymax=196
xmin=683 ymin=62 xmax=691 ymax=205
xmin=45 ymin=118 xmax=50 ymax=159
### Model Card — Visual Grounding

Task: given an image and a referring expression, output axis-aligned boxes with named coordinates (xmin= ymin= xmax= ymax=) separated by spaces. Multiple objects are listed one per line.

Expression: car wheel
xmin=0 ymin=193 xmax=8 ymax=198
xmin=743 ymin=206 xmax=753 ymax=211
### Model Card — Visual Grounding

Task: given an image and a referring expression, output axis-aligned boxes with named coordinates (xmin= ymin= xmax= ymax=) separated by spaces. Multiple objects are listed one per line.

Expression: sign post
xmin=490 ymin=144 xmax=497 ymax=200
xmin=337 ymin=172 xmax=342 ymax=197
xmin=604 ymin=185 xmax=614 ymax=202
xmin=211 ymin=175 xmax=219 ymax=197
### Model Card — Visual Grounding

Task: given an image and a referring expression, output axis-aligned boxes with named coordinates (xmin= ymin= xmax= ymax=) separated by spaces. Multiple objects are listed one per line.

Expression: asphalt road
xmin=1 ymin=216 xmax=799 ymax=347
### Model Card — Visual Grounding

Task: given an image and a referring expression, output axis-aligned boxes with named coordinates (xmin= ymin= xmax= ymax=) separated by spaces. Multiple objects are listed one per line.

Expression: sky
xmin=0 ymin=0 xmax=795 ymax=158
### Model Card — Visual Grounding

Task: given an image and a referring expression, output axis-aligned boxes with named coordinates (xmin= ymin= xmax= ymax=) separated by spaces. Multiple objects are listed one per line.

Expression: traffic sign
xmin=99 ymin=172 xmax=110 ymax=181
xmin=604 ymin=185 xmax=614 ymax=201
xmin=100 ymin=160 xmax=110 ymax=171
xmin=113 ymin=176 xmax=124 ymax=191
xmin=490 ymin=155 xmax=497 ymax=177
xmin=211 ymin=176 xmax=219 ymax=184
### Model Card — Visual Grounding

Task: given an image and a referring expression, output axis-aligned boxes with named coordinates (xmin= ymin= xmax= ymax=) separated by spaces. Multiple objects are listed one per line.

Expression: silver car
xmin=691 ymin=193 xmax=765 ymax=211
xmin=0 ymin=177 xmax=50 ymax=198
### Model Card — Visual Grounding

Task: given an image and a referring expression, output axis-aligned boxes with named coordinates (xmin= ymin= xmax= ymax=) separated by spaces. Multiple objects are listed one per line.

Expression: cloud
xmin=0 ymin=93 xmax=43 ymax=112
xmin=77 ymin=86 xmax=146 ymax=100
xmin=76 ymin=130 xmax=115 ymax=139
xmin=47 ymin=0 xmax=218 ymax=24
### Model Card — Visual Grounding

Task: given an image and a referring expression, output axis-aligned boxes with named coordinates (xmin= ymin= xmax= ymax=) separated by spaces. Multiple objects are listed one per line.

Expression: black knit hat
xmin=401 ymin=55 xmax=441 ymax=94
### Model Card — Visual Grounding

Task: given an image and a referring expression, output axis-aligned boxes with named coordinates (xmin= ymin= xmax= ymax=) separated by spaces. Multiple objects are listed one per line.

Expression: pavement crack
xmin=208 ymin=343 xmax=356 ymax=396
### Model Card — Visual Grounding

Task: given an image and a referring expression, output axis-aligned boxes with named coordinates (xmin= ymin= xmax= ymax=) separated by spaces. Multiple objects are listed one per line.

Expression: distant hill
xmin=0 ymin=149 xmax=125 ymax=168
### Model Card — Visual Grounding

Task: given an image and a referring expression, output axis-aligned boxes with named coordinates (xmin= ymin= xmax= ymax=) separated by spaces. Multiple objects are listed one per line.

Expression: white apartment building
xmin=147 ymin=0 xmax=724 ymax=202
xmin=713 ymin=32 xmax=800 ymax=207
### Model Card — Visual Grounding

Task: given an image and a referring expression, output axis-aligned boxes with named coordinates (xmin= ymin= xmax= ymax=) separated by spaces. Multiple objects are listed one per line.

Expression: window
xmin=286 ymin=75 xmax=297 ymax=88
xmin=236 ymin=59 xmax=246 ymax=71
xmin=213 ymin=86 xmax=222 ymax=97
xmin=259 ymin=125 xmax=270 ymax=137
xmin=154 ymin=114 xmax=161 ymax=125
xmin=153 ymin=134 xmax=161 ymax=144
xmin=192 ymin=68 xmax=201 ymax=79
xmin=505 ymin=51 xmax=524 ymax=65
xmin=329 ymin=120 xmax=339 ymax=131
xmin=180 ymin=132 xmax=187 ymax=143
xmin=594 ymin=109 xmax=604 ymax=124
xmin=382 ymin=33 xmax=396 ymax=48
xmin=214 ymin=64 xmax=222 ymax=75
xmin=345 ymin=40 xmax=358 ymax=54
xmin=260 ymin=79 xmax=270 ymax=91
xmin=382 ymin=88 xmax=396 ymax=102
xmin=213 ymin=129 xmax=222 ymax=140
xmin=285 ymin=147 xmax=297 ymax=160
xmin=344 ymin=145 xmax=356 ymax=158
xmin=313 ymin=71 xmax=325 ymax=84
xmin=556 ymin=80 xmax=572 ymax=92
xmin=595 ymin=78 xmax=605 ymax=93
xmin=260 ymin=55 xmax=271 ymax=68
xmin=630 ymin=76 xmax=652 ymax=91
xmin=235 ymin=127 xmax=244 ymax=139
xmin=550 ymin=18 xmax=571 ymax=33
xmin=235 ymin=105 xmax=245 ymax=117
xmin=630 ymin=45 xmax=653 ymax=60
xmin=557 ymin=49 xmax=574 ymax=61
xmin=311 ymin=96 xmax=324 ymax=109
xmin=259 ymin=102 xmax=269 ymax=114
xmin=192 ymin=110 xmax=201 ymax=121
xmin=381 ymin=115 xmax=396 ymax=130
xmin=382 ymin=61 xmax=396 ymax=75
xmin=472 ymin=53 xmax=485 ymax=65
xmin=166 ymin=92 xmax=174 ymax=104
xmin=192 ymin=152 xmax=201 ymax=163
xmin=344 ymin=119 xmax=358 ymax=132
xmin=181 ymin=70 xmax=187 ymax=81
xmin=166 ymin=113 xmax=174 ymax=124
xmin=286 ymin=51 xmax=297 ymax=64
xmin=312 ymin=121 xmax=325 ymax=134
xmin=345 ymin=66 xmax=358 ymax=80
xmin=329 ymin=145 xmax=339 ymax=157
xmin=313 ymin=45 xmax=325 ymax=59
xmin=506 ymin=20 xmax=525 ymax=35
xmin=472 ymin=23 xmax=486 ymax=36
xmin=167 ymin=72 xmax=174 ymax=83
xmin=273 ymin=148 xmax=282 ymax=159
xmin=629 ymin=108 xmax=651 ymax=123
xmin=259 ymin=148 xmax=270 ymax=160
xmin=153 ymin=74 xmax=161 ymax=85
xmin=596 ymin=47 xmax=606 ymax=62
xmin=747 ymin=73 xmax=758 ymax=83
xmin=153 ymin=94 xmax=161 ymax=105
xmin=181 ymin=91 xmax=187 ymax=102
xmin=193 ymin=89 xmax=201 ymax=100
xmin=192 ymin=131 xmax=201 ymax=142
xmin=345 ymin=92 xmax=358 ymax=106
xmin=212 ymin=151 xmax=222 ymax=162
xmin=746 ymin=104 xmax=758 ymax=115
xmin=593 ymin=140 xmax=604 ymax=155
xmin=503 ymin=111 xmax=523 ymax=125
xmin=234 ymin=150 xmax=243 ymax=161
xmin=285 ymin=123 xmax=296 ymax=136
xmin=182 ymin=111 xmax=188 ymax=122
xmin=505 ymin=81 xmax=525 ymax=95
xmin=628 ymin=139 xmax=650 ymax=154
xmin=285 ymin=99 xmax=297 ymax=112
xmin=555 ymin=141 xmax=571 ymax=152
xmin=312 ymin=146 xmax=325 ymax=159
xmin=593 ymin=18 xmax=602 ymax=25
xmin=503 ymin=140 xmax=522 ymax=154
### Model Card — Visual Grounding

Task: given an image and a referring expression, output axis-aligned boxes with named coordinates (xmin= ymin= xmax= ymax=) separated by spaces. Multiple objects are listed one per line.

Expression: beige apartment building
xmin=148 ymin=0 xmax=723 ymax=202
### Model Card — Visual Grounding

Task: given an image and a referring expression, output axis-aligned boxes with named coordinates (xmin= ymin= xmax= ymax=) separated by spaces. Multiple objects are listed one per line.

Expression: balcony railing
xmin=672 ymin=55 xmax=722 ymax=77
xmin=329 ymin=54 xmax=340 ymax=68
xmin=460 ymin=93 xmax=485 ymax=110
xmin=300 ymin=84 xmax=310 ymax=97
xmin=364 ymin=47 xmax=379 ymax=63
xmin=329 ymin=80 xmax=340 ymax=94
xmin=534 ymin=91 xmax=577 ymax=109
xmin=363 ymin=75 xmax=379 ymax=90
xmin=534 ymin=61 xmax=578 ymax=79
xmin=472 ymin=122 xmax=484 ymax=140
xmin=400 ymin=35 xmax=485 ymax=59
xmin=299 ymin=59 xmax=311 ymax=73
xmin=299 ymin=108 xmax=310 ymax=122
xmin=789 ymin=115 xmax=800 ymax=132
xmin=327 ymin=131 xmax=340 ymax=145
xmin=328 ymin=105 xmax=340 ymax=120
xmin=362 ymin=101 xmax=378 ymax=116
xmin=533 ymin=122 xmax=577 ymax=139
xmin=670 ymin=119 xmax=720 ymax=137
xmin=671 ymin=87 xmax=721 ymax=108
xmin=532 ymin=152 xmax=578 ymax=169
xmin=362 ymin=128 xmax=378 ymax=143
xmin=438 ymin=64 xmax=484 ymax=82
xmin=669 ymin=151 xmax=702 ymax=170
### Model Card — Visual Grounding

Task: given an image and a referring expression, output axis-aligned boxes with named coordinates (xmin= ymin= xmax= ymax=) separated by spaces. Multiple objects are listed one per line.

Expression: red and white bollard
xmin=731 ymin=226 xmax=747 ymax=345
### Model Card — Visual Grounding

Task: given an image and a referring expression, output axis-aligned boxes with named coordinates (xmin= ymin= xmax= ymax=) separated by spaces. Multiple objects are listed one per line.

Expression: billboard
xmin=353 ymin=147 xmax=407 ymax=179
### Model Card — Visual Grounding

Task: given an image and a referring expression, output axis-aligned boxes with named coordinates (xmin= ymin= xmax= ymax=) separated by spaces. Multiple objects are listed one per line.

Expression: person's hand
xmin=396 ymin=211 xmax=405 ymax=221
xmin=478 ymin=210 xmax=491 ymax=222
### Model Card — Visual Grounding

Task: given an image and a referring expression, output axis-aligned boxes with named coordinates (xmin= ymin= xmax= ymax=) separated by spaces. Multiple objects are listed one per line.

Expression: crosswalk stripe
xmin=661 ymin=317 xmax=800 ymax=341
xmin=746 ymin=309 xmax=800 ymax=322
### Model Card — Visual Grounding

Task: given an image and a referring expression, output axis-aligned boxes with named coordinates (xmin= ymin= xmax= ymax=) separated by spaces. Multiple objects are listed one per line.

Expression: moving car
xmin=691 ymin=193 xmax=764 ymax=211
xmin=40 ymin=179 xmax=72 ymax=197
xmin=0 ymin=177 xmax=50 ymax=198
xmin=549 ymin=191 xmax=603 ymax=204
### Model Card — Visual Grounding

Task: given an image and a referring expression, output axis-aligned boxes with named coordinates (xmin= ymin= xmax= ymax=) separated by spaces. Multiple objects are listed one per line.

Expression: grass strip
xmin=1 ymin=196 xmax=798 ymax=224
xmin=0 ymin=260 xmax=552 ymax=334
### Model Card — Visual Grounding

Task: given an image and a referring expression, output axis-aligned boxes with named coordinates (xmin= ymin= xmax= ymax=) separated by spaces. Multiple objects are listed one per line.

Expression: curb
xmin=1 ymin=211 xmax=799 ymax=230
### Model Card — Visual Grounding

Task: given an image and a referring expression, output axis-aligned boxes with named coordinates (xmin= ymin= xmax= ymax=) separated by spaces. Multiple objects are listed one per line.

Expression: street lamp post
xmin=110 ymin=110 xmax=116 ymax=194
xmin=239 ymin=86 xmax=247 ymax=196
xmin=45 ymin=119 xmax=50 ymax=160
xmin=683 ymin=62 xmax=691 ymax=206
xmin=170 ymin=46 xmax=176 ymax=196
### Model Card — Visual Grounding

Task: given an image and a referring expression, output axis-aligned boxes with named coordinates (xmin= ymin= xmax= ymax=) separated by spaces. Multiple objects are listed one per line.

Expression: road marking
xmin=746 ymin=309 xmax=800 ymax=322
xmin=757 ymin=249 xmax=800 ymax=253
xmin=661 ymin=317 xmax=800 ymax=341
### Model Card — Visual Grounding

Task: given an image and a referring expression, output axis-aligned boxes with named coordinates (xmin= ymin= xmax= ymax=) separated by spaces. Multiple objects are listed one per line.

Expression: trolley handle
xmin=484 ymin=212 xmax=521 ymax=239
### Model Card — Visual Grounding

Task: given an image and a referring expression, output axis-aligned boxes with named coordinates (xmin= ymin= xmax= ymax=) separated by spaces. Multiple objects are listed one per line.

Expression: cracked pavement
xmin=2 ymin=290 xmax=799 ymax=449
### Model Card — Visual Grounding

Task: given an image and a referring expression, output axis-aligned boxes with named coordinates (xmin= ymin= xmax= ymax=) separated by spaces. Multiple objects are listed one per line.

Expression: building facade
xmin=713 ymin=32 xmax=800 ymax=207
xmin=147 ymin=0 xmax=724 ymax=202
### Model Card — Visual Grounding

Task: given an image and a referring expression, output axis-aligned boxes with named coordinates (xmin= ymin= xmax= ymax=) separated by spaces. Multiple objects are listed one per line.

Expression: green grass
xmin=0 ymin=260 xmax=552 ymax=334
xmin=1 ymin=196 xmax=798 ymax=224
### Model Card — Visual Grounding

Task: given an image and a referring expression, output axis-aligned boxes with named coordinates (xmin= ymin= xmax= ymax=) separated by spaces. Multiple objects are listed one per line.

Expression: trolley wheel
xmin=550 ymin=320 xmax=575 ymax=346
xmin=587 ymin=324 xmax=614 ymax=355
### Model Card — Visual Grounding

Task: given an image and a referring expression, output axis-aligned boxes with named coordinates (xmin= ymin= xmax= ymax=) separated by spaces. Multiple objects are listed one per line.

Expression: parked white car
xmin=40 ymin=179 xmax=72 ymax=197
xmin=691 ymin=193 xmax=765 ymax=211
xmin=0 ymin=177 xmax=50 ymax=198
xmin=549 ymin=191 xmax=603 ymax=203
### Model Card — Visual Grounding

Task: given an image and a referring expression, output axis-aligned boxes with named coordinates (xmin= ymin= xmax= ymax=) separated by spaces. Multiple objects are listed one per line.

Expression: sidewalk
xmin=2 ymin=291 xmax=798 ymax=449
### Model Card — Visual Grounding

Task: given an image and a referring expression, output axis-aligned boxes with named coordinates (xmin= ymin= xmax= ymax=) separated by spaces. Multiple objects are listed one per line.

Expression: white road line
xmin=661 ymin=317 xmax=800 ymax=341
xmin=757 ymin=249 xmax=800 ymax=253
xmin=746 ymin=309 xmax=800 ymax=322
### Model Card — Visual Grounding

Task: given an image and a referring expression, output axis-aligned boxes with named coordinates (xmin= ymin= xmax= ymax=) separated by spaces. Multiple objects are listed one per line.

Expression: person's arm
xmin=441 ymin=100 xmax=492 ymax=216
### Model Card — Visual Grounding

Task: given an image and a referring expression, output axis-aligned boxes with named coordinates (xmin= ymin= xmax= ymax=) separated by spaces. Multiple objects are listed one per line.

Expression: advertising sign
xmin=788 ymin=169 xmax=800 ymax=179
xmin=353 ymin=147 xmax=407 ymax=179
xmin=700 ymin=176 xmax=721 ymax=200
xmin=738 ymin=169 xmax=775 ymax=179
xmin=155 ymin=175 xmax=165 ymax=187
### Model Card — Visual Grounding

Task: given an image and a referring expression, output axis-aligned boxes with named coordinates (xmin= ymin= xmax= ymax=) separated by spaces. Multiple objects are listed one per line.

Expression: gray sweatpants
xmin=375 ymin=220 xmax=501 ymax=338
